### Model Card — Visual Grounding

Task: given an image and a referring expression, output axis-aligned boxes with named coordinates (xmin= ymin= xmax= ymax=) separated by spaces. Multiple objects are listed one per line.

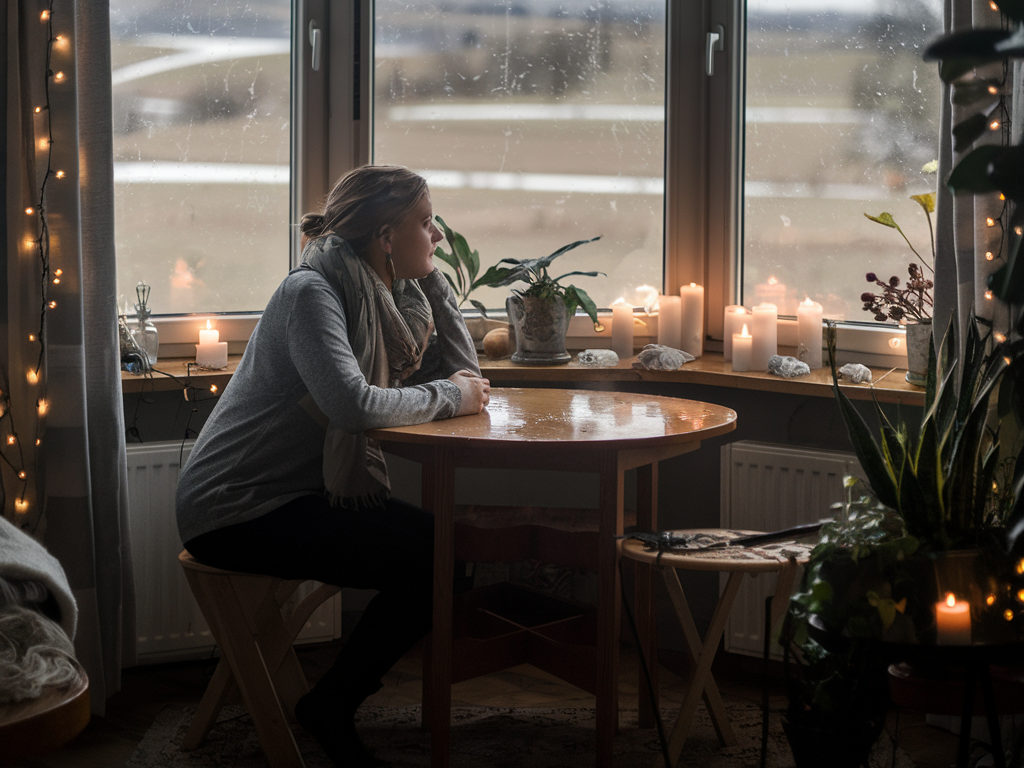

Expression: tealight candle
xmin=935 ymin=593 xmax=971 ymax=645
xmin=679 ymin=283 xmax=704 ymax=357
xmin=195 ymin=320 xmax=228 ymax=369
xmin=732 ymin=324 xmax=752 ymax=372
xmin=611 ymin=299 xmax=634 ymax=360
xmin=751 ymin=303 xmax=778 ymax=371
xmin=796 ymin=297 xmax=823 ymax=369
xmin=723 ymin=305 xmax=749 ymax=361
xmin=658 ymin=295 xmax=682 ymax=349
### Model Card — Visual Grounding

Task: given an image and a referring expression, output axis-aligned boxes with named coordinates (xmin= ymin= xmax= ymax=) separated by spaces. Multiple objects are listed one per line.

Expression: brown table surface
xmin=367 ymin=388 xmax=737 ymax=768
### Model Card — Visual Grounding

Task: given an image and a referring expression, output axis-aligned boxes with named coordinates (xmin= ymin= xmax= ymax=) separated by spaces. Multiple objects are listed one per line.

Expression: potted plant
xmin=860 ymin=190 xmax=936 ymax=385
xmin=432 ymin=216 xmax=604 ymax=364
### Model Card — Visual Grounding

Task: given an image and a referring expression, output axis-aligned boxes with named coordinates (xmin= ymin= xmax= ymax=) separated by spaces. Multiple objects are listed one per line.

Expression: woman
xmin=176 ymin=165 xmax=490 ymax=767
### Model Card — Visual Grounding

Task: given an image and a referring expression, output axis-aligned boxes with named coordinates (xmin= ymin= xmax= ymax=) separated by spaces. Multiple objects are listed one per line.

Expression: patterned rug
xmin=127 ymin=702 xmax=914 ymax=768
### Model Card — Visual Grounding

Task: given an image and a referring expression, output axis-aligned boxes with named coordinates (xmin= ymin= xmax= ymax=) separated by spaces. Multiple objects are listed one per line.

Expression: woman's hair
xmin=299 ymin=165 xmax=429 ymax=256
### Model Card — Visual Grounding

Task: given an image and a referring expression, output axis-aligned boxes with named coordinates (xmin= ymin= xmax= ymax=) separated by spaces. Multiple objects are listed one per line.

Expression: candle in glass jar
xmin=935 ymin=593 xmax=971 ymax=645
xmin=196 ymin=319 xmax=228 ymax=369
xmin=732 ymin=324 xmax=752 ymax=372
xmin=796 ymin=297 xmax=824 ymax=369
xmin=658 ymin=295 xmax=682 ymax=349
xmin=723 ymin=305 xmax=749 ymax=361
xmin=679 ymin=283 xmax=704 ymax=357
xmin=751 ymin=303 xmax=778 ymax=371
xmin=611 ymin=299 xmax=634 ymax=360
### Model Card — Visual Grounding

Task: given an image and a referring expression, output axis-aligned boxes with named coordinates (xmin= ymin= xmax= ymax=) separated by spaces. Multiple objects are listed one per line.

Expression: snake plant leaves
xmin=952 ymin=112 xmax=993 ymax=153
xmin=946 ymin=145 xmax=1002 ymax=194
xmin=923 ymin=28 xmax=1014 ymax=65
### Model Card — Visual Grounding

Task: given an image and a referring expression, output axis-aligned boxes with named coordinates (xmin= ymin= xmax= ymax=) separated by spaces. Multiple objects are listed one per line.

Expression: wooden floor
xmin=16 ymin=631 xmax=965 ymax=768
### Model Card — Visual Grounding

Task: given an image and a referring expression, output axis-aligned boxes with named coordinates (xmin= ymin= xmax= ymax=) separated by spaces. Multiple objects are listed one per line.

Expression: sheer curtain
xmin=2 ymin=0 xmax=134 ymax=715
xmin=933 ymin=0 xmax=1016 ymax=344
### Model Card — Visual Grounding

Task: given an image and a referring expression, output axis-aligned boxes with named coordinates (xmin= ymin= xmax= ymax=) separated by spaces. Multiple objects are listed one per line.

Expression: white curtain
xmin=3 ymin=0 xmax=134 ymax=714
xmin=933 ymin=0 xmax=1015 ymax=344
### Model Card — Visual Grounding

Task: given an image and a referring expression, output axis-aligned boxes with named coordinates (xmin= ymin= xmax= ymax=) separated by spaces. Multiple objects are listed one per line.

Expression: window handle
xmin=309 ymin=20 xmax=322 ymax=72
xmin=706 ymin=24 xmax=724 ymax=77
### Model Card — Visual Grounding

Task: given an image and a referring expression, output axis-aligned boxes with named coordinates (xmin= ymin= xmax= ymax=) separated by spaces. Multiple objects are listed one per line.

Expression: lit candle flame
xmin=206 ymin=319 xmax=213 ymax=330
xmin=767 ymin=276 xmax=778 ymax=285
xmin=945 ymin=593 xmax=957 ymax=608
xmin=740 ymin=324 xmax=750 ymax=338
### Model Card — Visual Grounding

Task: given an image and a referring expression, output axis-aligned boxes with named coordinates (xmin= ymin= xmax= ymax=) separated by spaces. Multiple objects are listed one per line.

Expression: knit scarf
xmin=300 ymin=234 xmax=434 ymax=508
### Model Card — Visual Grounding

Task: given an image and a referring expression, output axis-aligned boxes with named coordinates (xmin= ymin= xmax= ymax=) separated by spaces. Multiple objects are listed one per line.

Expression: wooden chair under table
xmin=177 ymin=550 xmax=340 ymax=768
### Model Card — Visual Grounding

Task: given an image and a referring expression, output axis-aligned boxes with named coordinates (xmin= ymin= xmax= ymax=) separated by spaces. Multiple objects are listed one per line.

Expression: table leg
xmin=635 ymin=462 xmax=659 ymax=730
xmin=596 ymin=450 xmax=625 ymax=768
xmin=662 ymin=568 xmax=742 ymax=764
xmin=957 ymin=666 xmax=976 ymax=768
xmin=424 ymin=447 xmax=456 ymax=768
xmin=979 ymin=664 xmax=1006 ymax=768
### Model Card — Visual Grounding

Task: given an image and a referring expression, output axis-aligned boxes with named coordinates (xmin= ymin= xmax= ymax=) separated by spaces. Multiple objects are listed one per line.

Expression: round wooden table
xmin=368 ymin=387 xmax=737 ymax=768
xmin=0 ymin=670 xmax=89 ymax=766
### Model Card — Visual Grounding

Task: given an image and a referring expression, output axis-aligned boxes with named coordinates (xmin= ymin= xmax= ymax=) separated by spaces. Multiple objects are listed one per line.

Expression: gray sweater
xmin=175 ymin=267 xmax=479 ymax=544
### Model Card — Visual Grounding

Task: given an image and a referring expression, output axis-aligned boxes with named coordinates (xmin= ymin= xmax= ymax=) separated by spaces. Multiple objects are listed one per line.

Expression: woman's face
xmin=386 ymin=193 xmax=443 ymax=280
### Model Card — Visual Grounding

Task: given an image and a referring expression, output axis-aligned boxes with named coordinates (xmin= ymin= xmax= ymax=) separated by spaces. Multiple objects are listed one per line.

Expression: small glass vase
xmin=132 ymin=316 xmax=159 ymax=366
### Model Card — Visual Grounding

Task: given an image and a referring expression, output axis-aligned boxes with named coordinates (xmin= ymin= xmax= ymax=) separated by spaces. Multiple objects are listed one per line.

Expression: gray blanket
xmin=0 ymin=516 xmax=77 ymax=640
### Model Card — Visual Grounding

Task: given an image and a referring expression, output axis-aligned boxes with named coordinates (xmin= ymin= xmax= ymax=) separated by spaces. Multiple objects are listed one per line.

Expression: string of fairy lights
xmin=0 ymin=2 xmax=64 ymax=522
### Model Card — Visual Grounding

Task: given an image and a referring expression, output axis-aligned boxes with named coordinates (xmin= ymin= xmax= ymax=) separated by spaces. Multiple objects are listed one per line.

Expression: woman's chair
xmin=178 ymin=551 xmax=340 ymax=768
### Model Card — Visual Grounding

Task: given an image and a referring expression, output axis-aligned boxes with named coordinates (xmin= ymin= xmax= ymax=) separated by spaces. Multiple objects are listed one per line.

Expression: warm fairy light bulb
xmin=990 ymin=0 xmax=999 ymax=8
xmin=986 ymin=251 xmax=994 ymax=261
xmin=35 ymin=439 xmax=40 ymax=446
xmin=1018 ymin=590 xmax=1024 ymax=603
xmin=17 ymin=471 xmax=26 ymax=480
xmin=40 ymin=10 xmax=49 ymax=21
xmin=986 ymin=217 xmax=996 ymax=227
xmin=209 ymin=384 xmax=218 ymax=393
xmin=1018 ymin=559 xmax=1024 ymax=575
xmin=7 ymin=435 xmax=16 ymax=446
xmin=14 ymin=499 xmax=29 ymax=513
xmin=48 ymin=300 xmax=57 ymax=309
xmin=28 ymin=334 xmax=35 ymax=342
xmin=24 ymin=237 xmax=35 ymax=250
xmin=990 ymin=120 xmax=1000 ymax=130
xmin=995 ymin=332 xmax=1007 ymax=343
xmin=38 ymin=138 xmax=49 ymax=151
xmin=888 ymin=337 xmax=902 ymax=349
xmin=55 ymin=170 xmax=65 ymax=179
xmin=34 ymin=106 xmax=41 ymax=113
xmin=999 ymin=194 xmax=1006 ymax=201
xmin=1007 ymin=609 xmax=1016 ymax=621
xmin=54 ymin=269 xmax=62 ymax=276
xmin=36 ymin=400 xmax=48 ymax=416
xmin=1016 ymin=226 xmax=1023 ymax=236
xmin=989 ymin=85 xmax=999 ymax=95
xmin=987 ymin=594 xmax=996 ymax=606
xmin=26 ymin=369 xmax=38 ymax=385
xmin=52 ymin=277 xmax=60 ymax=285
xmin=53 ymin=71 xmax=65 ymax=82
xmin=54 ymin=34 xmax=68 ymax=48
xmin=1005 ymin=356 xmax=1013 ymax=365
xmin=25 ymin=207 xmax=33 ymax=215
xmin=984 ymin=291 xmax=994 ymax=301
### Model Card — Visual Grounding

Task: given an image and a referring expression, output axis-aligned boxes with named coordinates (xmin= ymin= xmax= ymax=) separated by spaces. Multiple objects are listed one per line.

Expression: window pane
xmin=373 ymin=2 xmax=666 ymax=311
xmin=743 ymin=2 xmax=944 ymax=321
xmin=110 ymin=0 xmax=291 ymax=315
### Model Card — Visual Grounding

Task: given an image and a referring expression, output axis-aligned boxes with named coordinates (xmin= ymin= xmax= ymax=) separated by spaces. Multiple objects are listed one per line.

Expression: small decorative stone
xmin=839 ymin=363 xmax=873 ymax=383
xmin=767 ymin=354 xmax=810 ymax=378
xmin=577 ymin=349 xmax=619 ymax=367
xmin=631 ymin=344 xmax=694 ymax=371
xmin=482 ymin=327 xmax=512 ymax=360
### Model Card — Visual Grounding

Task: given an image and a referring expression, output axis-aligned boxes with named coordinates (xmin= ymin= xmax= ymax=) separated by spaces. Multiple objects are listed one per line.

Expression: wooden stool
xmin=621 ymin=529 xmax=813 ymax=767
xmin=178 ymin=551 xmax=340 ymax=768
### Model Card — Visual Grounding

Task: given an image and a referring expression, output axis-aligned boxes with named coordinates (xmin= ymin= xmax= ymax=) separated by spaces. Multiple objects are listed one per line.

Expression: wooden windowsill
xmin=120 ymin=353 xmax=925 ymax=406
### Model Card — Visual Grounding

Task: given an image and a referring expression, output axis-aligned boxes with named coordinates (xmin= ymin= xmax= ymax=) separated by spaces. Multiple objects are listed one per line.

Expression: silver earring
xmin=385 ymin=252 xmax=397 ymax=282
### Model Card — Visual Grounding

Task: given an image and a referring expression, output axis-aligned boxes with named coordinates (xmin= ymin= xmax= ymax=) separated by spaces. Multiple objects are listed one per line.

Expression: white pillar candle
xmin=751 ymin=303 xmax=778 ymax=371
xmin=658 ymin=295 xmax=682 ymax=349
xmin=196 ymin=320 xmax=228 ymax=369
xmin=796 ymin=297 xmax=824 ymax=369
xmin=679 ymin=283 xmax=704 ymax=357
xmin=723 ymin=305 xmax=749 ymax=362
xmin=755 ymin=276 xmax=787 ymax=311
xmin=731 ymin=324 xmax=752 ymax=372
xmin=935 ymin=593 xmax=971 ymax=645
xmin=611 ymin=299 xmax=634 ymax=360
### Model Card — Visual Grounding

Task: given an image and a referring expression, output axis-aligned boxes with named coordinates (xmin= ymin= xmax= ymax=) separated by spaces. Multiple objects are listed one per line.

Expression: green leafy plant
xmin=826 ymin=317 xmax=1021 ymax=552
xmin=432 ymin=217 xmax=605 ymax=325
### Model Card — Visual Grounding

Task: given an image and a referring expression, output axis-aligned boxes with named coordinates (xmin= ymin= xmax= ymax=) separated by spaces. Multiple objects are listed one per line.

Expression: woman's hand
xmin=448 ymin=369 xmax=490 ymax=416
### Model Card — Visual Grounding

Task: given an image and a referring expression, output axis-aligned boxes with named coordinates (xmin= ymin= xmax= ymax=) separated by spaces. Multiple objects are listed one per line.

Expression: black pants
xmin=185 ymin=495 xmax=436 ymax=698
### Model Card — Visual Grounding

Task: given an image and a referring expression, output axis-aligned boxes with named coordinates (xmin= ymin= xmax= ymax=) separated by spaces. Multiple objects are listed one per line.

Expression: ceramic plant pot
xmin=904 ymin=320 xmax=932 ymax=386
xmin=506 ymin=294 xmax=571 ymax=365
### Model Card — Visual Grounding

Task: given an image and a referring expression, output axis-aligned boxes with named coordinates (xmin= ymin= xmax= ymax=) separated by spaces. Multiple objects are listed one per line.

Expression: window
xmin=110 ymin=0 xmax=291 ymax=316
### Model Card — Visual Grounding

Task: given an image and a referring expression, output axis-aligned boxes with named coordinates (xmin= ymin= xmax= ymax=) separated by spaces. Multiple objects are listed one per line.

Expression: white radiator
xmin=126 ymin=441 xmax=340 ymax=664
xmin=720 ymin=441 xmax=862 ymax=658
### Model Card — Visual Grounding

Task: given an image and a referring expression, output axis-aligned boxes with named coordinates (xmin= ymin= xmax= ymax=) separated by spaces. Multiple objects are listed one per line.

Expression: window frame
xmin=151 ymin=0 xmax=912 ymax=369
